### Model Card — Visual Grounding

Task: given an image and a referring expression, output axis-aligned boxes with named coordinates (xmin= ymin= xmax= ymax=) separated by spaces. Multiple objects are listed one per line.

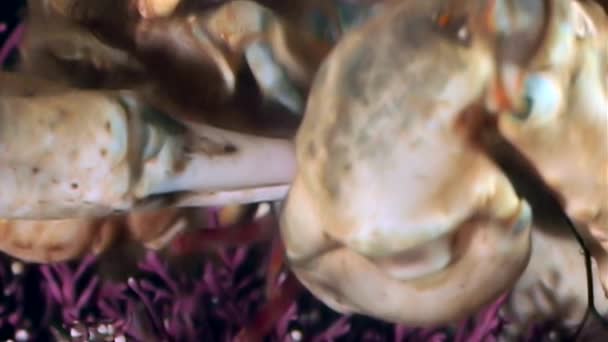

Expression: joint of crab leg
xmin=0 ymin=86 xmax=295 ymax=219
xmin=204 ymin=0 xmax=332 ymax=90
xmin=115 ymin=90 xmax=297 ymax=200
xmin=184 ymin=15 xmax=238 ymax=94
xmin=130 ymin=114 xmax=296 ymax=199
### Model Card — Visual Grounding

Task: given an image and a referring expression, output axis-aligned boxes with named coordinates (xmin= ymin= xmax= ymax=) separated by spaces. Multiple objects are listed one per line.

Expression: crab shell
xmin=493 ymin=0 xmax=608 ymax=295
xmin=280 ymin=0 xmax=534 ymax=326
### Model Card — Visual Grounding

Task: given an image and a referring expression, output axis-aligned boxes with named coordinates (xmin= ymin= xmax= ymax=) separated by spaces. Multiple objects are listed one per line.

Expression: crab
xmin=0 ymin=0 xmax=607 ymax=340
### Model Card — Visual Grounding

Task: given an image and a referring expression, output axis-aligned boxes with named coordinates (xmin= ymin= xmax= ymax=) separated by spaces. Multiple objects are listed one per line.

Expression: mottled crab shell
xmin=280 ymin=0 xmax=533 ymax=326
xmin=494 ymin=0 xmax=608 ymax=294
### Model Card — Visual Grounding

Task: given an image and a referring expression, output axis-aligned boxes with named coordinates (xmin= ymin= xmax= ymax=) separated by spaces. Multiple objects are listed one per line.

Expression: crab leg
xmin=52 ymin=0 xmax=333 ymax=114
xmin=136 ymin=0 xmax=182 ymax=18
xmin=0 ymin=207 xmax=206 ymax=264
xmin=0 ymin=81 xmax=295 ymax=220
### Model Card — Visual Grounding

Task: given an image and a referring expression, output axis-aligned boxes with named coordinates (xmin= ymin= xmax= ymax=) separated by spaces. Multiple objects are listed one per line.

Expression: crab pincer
xmin=280 ymin=0 xmax=535 ymax=326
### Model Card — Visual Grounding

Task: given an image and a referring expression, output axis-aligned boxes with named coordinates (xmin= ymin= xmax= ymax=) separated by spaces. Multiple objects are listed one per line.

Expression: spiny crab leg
xmin=0 ymin=73 xmax=295 ymax=220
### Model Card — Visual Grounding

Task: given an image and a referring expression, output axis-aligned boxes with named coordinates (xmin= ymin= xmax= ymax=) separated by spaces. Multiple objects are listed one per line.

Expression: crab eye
xmin=513 ymin=74 xmax=561 ymax=123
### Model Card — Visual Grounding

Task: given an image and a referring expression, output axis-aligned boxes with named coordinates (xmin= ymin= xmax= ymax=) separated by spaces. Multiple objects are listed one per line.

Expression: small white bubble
xmin=115 ymin=335 xmax=127 ymax=342
xmin=15 ymin=329 xmax=29 ymax=341
xmin=97 ymin=324 xmax=109 ymax=334
xmin=70 ymin=327 xmax=83 ymax=338
xmin=11 ymin=262 xmax=24 ymax=275
xmin=289 ymin=329 xmax=303 ymax=341
xmin=106 ymin=324 xmax=115 ymax=336
xmin=548 ymin=330 xmax=560 ymax=341
xmin=457 ymin=26 xmax=468 ymax=41
xmin=277 ymin=271 xmax=287 ymax=284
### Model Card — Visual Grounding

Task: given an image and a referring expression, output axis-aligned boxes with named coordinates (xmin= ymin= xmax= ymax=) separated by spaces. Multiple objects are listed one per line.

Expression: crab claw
xmin=485 ymin=0 xmax=608 ymax=295
xmin=280 ymin=0 xmax=534 ymax=326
